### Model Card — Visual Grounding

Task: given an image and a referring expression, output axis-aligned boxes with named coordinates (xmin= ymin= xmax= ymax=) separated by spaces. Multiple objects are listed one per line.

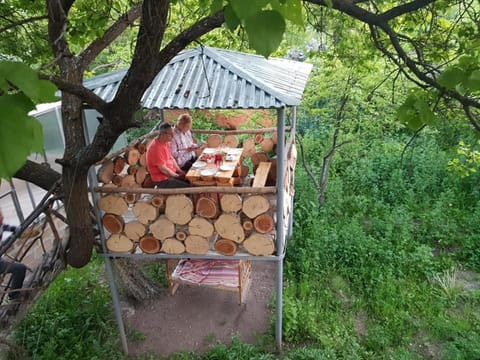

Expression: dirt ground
xmin=125 ymin=261 xmax=277 ymax=357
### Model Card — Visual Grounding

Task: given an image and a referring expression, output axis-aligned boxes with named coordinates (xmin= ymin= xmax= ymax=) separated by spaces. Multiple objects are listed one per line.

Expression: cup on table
xmin=214 ymin=153 xmax=223 ymax=167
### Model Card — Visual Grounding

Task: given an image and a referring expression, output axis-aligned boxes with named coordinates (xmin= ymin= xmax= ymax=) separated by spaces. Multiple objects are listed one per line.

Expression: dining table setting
xmin=185 ymin=147 xmax=243 ymax=186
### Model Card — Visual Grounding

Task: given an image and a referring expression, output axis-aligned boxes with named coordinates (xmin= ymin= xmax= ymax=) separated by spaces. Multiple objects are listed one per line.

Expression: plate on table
xmin=225 ymin=154 xmax=236 ymax=161
xmin=191 ymin=161 xmax=206 ymax=169
xmin=226 ymin=149 xmax=240 ymax=156
xmin=203 ymin=148 xmax=217 ymax=154
xmin=200 ymin=168 xmax=217 ymax=177
xmin=219 ymin=164 xmax=235 ymax=171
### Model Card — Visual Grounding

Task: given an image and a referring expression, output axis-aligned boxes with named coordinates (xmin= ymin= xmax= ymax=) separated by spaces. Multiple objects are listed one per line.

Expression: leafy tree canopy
xmin=0 ymin=0 xmax=478 ymax=267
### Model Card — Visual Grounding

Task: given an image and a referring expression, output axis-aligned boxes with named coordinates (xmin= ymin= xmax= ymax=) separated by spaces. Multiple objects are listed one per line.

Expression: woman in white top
xmin=170 ymin=113 xmax=204 ymax=171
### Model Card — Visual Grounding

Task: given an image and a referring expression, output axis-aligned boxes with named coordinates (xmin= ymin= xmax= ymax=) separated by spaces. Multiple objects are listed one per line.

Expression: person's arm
xmin=172 ymin=158 xmax=185 ymax=176
xmin=159 ymin=164 xmax=179 ymax=177
xmin=170 ymin=131 xmax=182 ymax=158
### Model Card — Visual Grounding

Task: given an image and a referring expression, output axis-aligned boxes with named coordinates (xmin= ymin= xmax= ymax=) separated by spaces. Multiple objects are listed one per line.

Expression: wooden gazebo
xmin=87 ymin=46 xmax=312 ymax=354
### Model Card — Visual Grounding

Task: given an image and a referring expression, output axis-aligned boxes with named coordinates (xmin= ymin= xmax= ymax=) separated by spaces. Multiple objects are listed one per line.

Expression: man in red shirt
xmin=146 ymin=122 xmax=190 ymax=188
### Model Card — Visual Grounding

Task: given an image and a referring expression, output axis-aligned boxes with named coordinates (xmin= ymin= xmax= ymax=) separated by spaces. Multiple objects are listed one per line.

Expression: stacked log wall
xmin=95 ymin=127 xmax=295 ymax=258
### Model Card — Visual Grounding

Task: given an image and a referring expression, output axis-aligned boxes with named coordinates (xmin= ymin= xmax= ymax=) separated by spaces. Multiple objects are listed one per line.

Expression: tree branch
xmin=40 ymin=74 xmax=108 ymax=113
xmin=79 ymin=2 xmax=143 ymax=69
xmin=0 ymin=15 xmax=48 ymax=34
xmin=46 ymin=0 xmax=75 ymax=60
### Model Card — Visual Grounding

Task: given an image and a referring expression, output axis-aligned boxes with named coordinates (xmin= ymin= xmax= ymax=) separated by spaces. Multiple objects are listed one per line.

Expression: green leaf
xmin=0 ymin=93 xmax=44 ymax=179
xmin=224 ymin=4 xmax=240 ymax=31
xmin=0 ymin=61 xmax=58 ymax=103
xmin=210 ymin=0 xmax=224 ymax=13
xmin=244 ymin=10 xmax=286 ymax=57
xmin=437 ymin=66 xmax=467 ymax=90
xmin=230 ymin=0 xmax=268 ymax=21
xmin=467 ymin=70 xmax=480 ymax=92
xmin=270 ymin=0 xmax=304 ymax=26
xmin=397 ymin=91 xmax=436 ymax=131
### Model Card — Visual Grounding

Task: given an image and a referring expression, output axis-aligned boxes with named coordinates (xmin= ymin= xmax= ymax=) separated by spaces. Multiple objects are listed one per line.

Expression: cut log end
xmin=215 ymin=239 xmax=238 ymax=256
xmin=106 ymin=234 xmax=134 ymax=253
xmin=195 ymin=197 xmax=218 ymax=218
xmin=102 ymin=213 xmax=124 ymax=234
xmin=253 ymin=213 xmax=274 ymax=234
xmin=139 ymin=236 xmax=161 ymax=254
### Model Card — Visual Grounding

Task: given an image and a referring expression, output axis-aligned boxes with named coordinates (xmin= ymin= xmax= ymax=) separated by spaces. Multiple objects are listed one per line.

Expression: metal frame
xmin=87 ymin=106 xmax=298 ymax=355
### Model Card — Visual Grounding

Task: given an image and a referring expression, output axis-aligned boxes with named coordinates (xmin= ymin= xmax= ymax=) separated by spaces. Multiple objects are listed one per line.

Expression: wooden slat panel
xmin=252 ymin=162 xmax=271 ymax=187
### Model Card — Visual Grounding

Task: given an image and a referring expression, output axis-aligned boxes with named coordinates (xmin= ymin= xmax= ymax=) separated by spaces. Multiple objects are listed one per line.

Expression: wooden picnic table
xmin=185 ymin=147 xmax=243 ymax=186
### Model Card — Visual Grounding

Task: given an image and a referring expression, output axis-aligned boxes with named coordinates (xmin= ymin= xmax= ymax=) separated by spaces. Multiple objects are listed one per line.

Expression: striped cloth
xmin=172 ymin=259 xmax=240 ymax=288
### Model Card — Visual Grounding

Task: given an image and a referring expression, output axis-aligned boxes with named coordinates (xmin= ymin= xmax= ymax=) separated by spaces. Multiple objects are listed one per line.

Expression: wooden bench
xmin=252 ymin=162 xmax=271 ymax=187
xmin=166 ymin=259 xmax=252 ymax=305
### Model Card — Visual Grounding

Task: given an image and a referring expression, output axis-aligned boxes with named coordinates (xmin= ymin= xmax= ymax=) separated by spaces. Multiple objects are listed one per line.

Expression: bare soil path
xmin=126 ymin=261 xmax=276 ymax=357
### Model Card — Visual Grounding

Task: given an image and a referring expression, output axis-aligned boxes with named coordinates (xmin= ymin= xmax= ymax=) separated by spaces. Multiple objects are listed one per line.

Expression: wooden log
xmin=214 ymin=214 xmax=245 ymax=243
xmin=121 ymin=174 xmax=136 ymax=188
xmin=254 ymin=133 xmax=264 ymax=144
xmin=100 ymin=183 xmax=117 ymax=193
xmin=242 ymin=195 xmax=270 ymax=219
xmin=162 ymin=238 xmax=185 ymax=254
xmin=125 ymin=147 xmax=141 ymax=166
xmin=113 ymin=156 xmax=126 ymax=174
xmin=188 ymin=216 xmax=214 ymax=238
xmin=223 ymin=134 xmax=239 ymax=148
xmin=106 ymin=234 xmax=134 ymax=253
xmin=271 ymin=131 xmax=277 ymax=144
xmin=132 ymin=201 xmax=158 ymax=224
xmin=175 ymin=231 xmax=187 ymax=241
xmin=97 ymin=160 xmax=114 ymax=184
xmin=138 ymin=152 xmax=147 ymax=167
xmin=124 ymin=189 xmax=141 ymax=205
xmin=112 ymin=174 xmax=123 ymax=186
xmin=243 ymin=233 xmax=275 ymax=256
xmin=149 ymin=215 xmax=175 ymax=240
xmin=251 ymin=152 xmax=269 ymax=167
xmin=135 ymin=166 xmax=147 ymax=185
xmin=127 ymin=165 xmax=137 ymax=176
xmin=242 ymin=219 xmax=253 ymax=231
xmin=98 ymin=194 xmax=128 ymax=215
xmin=124 ymin=221 xmax=147 ymax=242
xmin=253 ymin=213 xmax=274 ymax=234
xmin=215 ymin=239 xmax=237 ymax=256
xmin=151 ymin=195 xmax=165 ymax=208
xmin=165 ymin=195 xmax=193 ymax=225
xmin=207 ymin=134 xmax=222 ymax=148
xmin=242 ymin=138 xmax=256 ymax=157
xmin=136 ymin=142 xmax=147 ymax=154
xmin=267 ymin=158 xmax=277 ymax=184
xmin=139 ymin=235 xmax=161 ymax=254
xmin=220 ymin=193 xmax=242 ymax=212
xmin=102 ymin=213 xmax=124 ymax=234
xmin=260 ymin=138 xmax=274 ymax=153
xmin=195 ymin=196 xmax=218 ymax=218
xmin=238 ymin=164 xmax=249 ymax=177
xmin=185 ymin=235 xmax=210 ymax=255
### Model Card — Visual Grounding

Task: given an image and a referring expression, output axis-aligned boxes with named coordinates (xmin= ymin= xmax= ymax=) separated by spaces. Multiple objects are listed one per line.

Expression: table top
xmin=186 ymin=147 xmax=243 ymax=185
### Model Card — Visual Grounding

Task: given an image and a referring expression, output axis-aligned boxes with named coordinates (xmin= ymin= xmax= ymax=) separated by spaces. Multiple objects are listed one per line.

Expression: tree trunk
xmin=113 ymin=258 xmax=161 ymax=303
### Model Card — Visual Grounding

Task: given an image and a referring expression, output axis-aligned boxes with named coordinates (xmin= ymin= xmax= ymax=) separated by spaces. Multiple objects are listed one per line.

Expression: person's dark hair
xmin=158 ymin=122 xmax=173 ymax=134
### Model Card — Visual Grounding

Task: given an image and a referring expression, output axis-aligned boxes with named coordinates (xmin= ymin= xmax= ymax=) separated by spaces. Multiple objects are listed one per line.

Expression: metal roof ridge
xmin=200 ymin=46 xmax=300 ymax=105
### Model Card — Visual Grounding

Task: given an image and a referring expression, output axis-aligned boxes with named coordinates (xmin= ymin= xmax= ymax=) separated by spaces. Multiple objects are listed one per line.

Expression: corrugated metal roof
xmin=83 ymin=46 xmax=312 ymax=109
